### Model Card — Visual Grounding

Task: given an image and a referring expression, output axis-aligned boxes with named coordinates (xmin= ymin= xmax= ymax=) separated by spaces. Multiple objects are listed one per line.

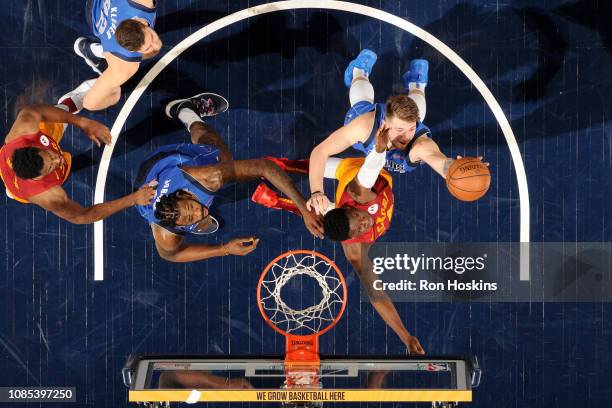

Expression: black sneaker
xmin=74 ymin=37 xmax=108 ymax=75
xmin=165 ymin=93 xmax=230 ymax=120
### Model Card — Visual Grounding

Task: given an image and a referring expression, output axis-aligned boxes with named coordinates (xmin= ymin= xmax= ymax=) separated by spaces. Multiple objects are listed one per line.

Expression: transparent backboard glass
xmin=146 ymin=360 xmax=455 ymax=390
xmin=124 ymin=356 xmax=479 ymax=405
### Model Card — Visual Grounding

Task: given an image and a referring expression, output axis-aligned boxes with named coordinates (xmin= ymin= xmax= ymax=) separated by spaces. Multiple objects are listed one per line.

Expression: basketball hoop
xmin=257 ymin=250 xmax=347 ymax=392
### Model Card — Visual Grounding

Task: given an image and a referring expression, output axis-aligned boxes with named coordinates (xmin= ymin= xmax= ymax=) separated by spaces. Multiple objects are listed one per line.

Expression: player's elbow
xmin=156 ymin=247 xmax=180 ymax=262
xmin=368 ymin=291 xmax=393 ymax=310
xmin=310 ymin=144 xmax=328 ymax=162
xmin=19 ymin=105 xmax=40 ymax=115
xmin=17 ymin=105 xmax=43 ymax=121
xmin=157 ymin=250 xmax=176 ymax=262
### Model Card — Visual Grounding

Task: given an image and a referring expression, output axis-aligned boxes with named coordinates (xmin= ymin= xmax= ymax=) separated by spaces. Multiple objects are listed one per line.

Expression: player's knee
xmin=190 ymin=122 xmax=222 ymax=145
xmin=349 ymin=79 xmax=375 ymax=106
xmin=83 ymin=87 xmax=121 ymax=111
xmin=109 ymin=87 xmax=122 ymax=105
xmin=407 ymin=91 xmax=426 ymax=122
xmin=82 ymin=93 xmax=95 ymax=111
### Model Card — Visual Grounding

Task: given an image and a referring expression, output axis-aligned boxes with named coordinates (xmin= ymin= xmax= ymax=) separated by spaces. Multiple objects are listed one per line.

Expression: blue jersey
xmin=91 ymin=0 xmax=156 ymax=62
xmin=345 ymin=102 xmax=431 ymax=174
xmin=135 ymin=144 xmax=219 ymax=235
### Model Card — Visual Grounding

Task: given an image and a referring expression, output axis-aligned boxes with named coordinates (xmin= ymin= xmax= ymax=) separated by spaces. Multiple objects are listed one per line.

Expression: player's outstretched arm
xmin=412 ymin=138 xmax=489 ymax=178
xmin=5 ymin=105 xmax=111 ymax=146
xmin=308 ymin=115 xmax=371 ymax=214
xmin=83 ymin=55 xmax=139 ymax=111
xmin=151 ymin=226 xmax=259 ymax=262
xmin=409 ymin=137 xmax=454 ymax=178
xmin=343 ymin=242 xmax=425 ymax=355
xmin=28 ymin=184 xmax=155 ymax=225
xmin=183 ymin=159 xmax=324 ymax=237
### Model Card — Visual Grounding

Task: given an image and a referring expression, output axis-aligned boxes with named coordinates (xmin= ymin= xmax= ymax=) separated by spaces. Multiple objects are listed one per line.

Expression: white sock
xmin=353 ymin=67 xmax=367 ymax=80
xmin=349 ymin=78 xmax=375 ymax=106
xmin=178 ymin=108 xmax=204 ymax=130
xmin=408 ymin=91 xmax=427 ymax=122
xmin=90 ymin=42 xmax=105 ymax=59
xmin=408 ymin=82 xmax=427 ymax=91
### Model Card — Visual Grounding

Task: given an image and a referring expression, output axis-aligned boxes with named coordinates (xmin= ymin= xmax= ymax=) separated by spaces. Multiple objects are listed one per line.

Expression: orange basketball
xmin=446 ymin=158 xmax=491 ymax=201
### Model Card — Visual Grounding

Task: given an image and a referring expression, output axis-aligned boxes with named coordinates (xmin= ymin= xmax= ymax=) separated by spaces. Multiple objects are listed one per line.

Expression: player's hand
xmin=131 ymin=180 xmax=157 ymax=206
xmin=301 ymin=208 xmax=324 ymax=238
xmin=405 ymin=335 xmax=425 ymax=355
xmin=81 ymin=118 xmax=112 ymax=147
xmin=374 ymin=123 xmax=390 ymax=153
xmin=306 ymin=192 xmax=330 ymax=216
xmin=444 ymin=155 xmax=490 ymax=178
xmin=455 ymin=155 xmax=489 ymax=166
xmin=223 ymin=237 xmax=260 ymax=256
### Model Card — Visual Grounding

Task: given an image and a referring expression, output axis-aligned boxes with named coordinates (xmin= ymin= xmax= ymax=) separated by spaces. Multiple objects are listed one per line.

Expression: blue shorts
xmin=133 ymin=143 xmax=220 ymax=189
xmin=344 ymin=101 xmax=376 ymax=126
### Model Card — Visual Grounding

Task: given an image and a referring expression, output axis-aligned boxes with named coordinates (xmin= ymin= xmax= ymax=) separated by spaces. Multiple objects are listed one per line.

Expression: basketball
xmin=446 ymin=158 xmax=491 ymax=201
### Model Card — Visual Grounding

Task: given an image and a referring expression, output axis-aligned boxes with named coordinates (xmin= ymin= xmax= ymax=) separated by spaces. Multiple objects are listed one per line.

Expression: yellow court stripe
xmin=129 ymin=389 xmax=472 ymax=402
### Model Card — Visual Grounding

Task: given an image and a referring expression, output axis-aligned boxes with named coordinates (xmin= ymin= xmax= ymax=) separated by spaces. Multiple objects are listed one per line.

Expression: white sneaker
xmin=57 ymin=79 xmax=96 ymax=114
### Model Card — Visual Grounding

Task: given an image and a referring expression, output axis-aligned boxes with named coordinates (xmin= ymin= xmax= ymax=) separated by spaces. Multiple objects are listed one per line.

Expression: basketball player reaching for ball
xmin=70 ymin=0 xmax=161 ymax=111
xmin=134 ymin=92 xmax=323 ymax=263
xmin=0 ymin=81 xmax=156 ymax=223
xmin=307 ymin=49 xmax=487 ymax=214
xmin=251 ymin=127 xmax=425 ymax=355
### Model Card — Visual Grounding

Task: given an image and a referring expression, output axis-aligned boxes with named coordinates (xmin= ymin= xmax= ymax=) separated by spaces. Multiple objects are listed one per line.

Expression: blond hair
xmin=385 ymin=94 xmax=419 ymax=123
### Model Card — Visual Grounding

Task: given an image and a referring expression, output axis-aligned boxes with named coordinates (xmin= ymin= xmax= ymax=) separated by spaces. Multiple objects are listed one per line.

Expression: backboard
xmin=123 ymin=354 xmax=481 ymax=407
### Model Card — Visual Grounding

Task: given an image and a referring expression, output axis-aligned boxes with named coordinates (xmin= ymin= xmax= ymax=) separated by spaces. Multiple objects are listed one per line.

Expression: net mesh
xmin=259 ymin=253 xmax=345 ymax=335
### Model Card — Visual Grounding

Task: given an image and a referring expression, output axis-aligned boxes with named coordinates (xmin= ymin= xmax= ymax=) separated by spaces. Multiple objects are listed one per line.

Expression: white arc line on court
xmin=93 ymin=0 xmax=530 ymax=281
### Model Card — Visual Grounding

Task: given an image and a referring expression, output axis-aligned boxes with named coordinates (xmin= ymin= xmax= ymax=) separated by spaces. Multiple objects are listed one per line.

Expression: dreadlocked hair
xmin=154 ymin=191 xmax=181 ymax=228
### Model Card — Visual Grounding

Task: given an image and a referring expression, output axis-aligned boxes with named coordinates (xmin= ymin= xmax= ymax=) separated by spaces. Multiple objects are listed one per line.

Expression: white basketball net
xmin=260 ymin=253 xmax=345 ymax=335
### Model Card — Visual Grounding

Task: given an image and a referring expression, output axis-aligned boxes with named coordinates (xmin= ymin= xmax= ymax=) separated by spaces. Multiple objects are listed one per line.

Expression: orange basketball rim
xmin=257 ymin=250 xmax=347 ymax=387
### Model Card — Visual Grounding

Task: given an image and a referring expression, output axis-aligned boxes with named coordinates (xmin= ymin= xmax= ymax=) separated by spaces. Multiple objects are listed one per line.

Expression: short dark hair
xmin=12 ymin=147 xmax=43 ymax=179
xmin=323 ymin=208 xmax=351 ymax=241
xmin=116 ymin=19 xmax=146 ymax=51
xmin=154 ymin=192 xmax=181 ymax=228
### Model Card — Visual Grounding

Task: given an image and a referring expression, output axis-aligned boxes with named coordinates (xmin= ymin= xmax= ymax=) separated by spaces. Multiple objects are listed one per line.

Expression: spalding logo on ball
xmin=446 ymin=158 xmax=491 ymax=201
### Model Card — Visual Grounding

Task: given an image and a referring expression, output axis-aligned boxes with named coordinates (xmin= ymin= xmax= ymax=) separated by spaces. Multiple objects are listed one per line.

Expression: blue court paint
xmin=0 ymin=0 xmax=611 ymax=407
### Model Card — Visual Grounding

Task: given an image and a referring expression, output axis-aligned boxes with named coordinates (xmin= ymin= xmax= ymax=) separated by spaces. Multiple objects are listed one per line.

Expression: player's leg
xmin=39 ymin=79 xmax=97 ymax=142
xmin=252 ymin=157 xmax=340 ymax=212
xmin=344 ymin=49 xmax=377 ymax=105
xmin=74 ymin=38 xmax=108 ymax=75
xmin=75 ymin=0 xmax=108 ymax=75
xmin=251 ymin=183 xmax=302 ymax=215
xmin=57 ymin=79 xmax=97 ymax=115
xmin=343 ymin=49 xmax=378 ymax=124
xmin=165 ymin=93 xmax=232 ymax=162
xmin=402 ymin=59 xmax=429 ymax=122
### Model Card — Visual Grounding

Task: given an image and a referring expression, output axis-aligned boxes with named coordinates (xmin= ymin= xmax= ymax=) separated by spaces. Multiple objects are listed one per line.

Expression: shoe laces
xmin=194 ymin=97 xmax=216 ymax=116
